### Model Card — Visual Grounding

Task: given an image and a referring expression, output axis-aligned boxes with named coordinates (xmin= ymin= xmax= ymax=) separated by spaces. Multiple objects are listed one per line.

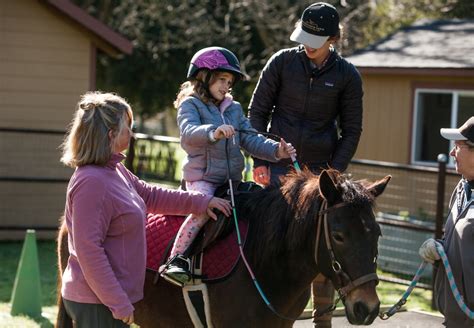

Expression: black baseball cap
xmin=440 ymin=116 xmax=474 ymax=143
xmin=290 ymin=2 xmax=340 ymax=49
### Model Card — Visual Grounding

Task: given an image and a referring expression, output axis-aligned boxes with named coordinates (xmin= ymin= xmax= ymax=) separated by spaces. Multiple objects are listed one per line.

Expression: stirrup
xmin=159 ymin=255 xmax=191 ymax=287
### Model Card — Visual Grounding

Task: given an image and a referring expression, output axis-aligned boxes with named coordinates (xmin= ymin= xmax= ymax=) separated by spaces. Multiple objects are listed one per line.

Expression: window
xmin=412 ymin=89 xmax=474 ymax=166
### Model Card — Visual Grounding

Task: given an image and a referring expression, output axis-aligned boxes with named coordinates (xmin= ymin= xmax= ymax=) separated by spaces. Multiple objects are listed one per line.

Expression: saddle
xmin=146 ymin=181 xmax=261 ymax=282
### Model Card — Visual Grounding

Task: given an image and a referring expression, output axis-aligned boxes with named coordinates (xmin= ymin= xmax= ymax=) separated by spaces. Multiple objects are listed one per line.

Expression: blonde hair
xmin=60 ymin=91 xmax=133 ymax=168
xmin=174 ymin=70 xmax=230 ymax=108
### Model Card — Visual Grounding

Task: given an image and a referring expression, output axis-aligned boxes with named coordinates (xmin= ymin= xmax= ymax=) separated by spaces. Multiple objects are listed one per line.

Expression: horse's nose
xmin=353 ymin=301 xmax=380 ymax=325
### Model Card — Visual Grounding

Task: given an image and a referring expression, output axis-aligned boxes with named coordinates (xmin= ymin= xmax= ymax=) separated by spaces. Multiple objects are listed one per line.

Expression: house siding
xmin=1 ymin=0 xmax=90 ymax=130
xmin=355 ymin=73 xmax=474 ymax=163
xmin=0 ymin=0 xmax=92 ymax=239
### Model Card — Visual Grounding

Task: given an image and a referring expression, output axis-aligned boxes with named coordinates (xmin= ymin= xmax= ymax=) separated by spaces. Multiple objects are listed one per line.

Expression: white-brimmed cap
xmin=440 ymin=116 xmax=474 ymax=142
xmin=290 ymin=2 xmax=339 ymax=49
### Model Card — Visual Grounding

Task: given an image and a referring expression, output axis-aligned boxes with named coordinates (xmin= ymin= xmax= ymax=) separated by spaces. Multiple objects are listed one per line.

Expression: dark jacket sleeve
xmin=330 ymin=64 xmax=363 ymax=172
xmin=248 ymin=51 xmax=284 ymax=168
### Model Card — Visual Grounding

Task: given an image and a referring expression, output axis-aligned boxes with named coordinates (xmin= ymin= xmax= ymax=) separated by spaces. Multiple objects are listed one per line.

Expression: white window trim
xmin=411 ymin=88 xmax=474 ymax=167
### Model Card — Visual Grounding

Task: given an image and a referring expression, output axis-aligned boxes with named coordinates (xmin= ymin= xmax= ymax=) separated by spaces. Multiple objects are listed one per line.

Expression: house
xmin=0 ymin=0 xmax=132 ymax=239
xmin=347 ymin=19 xmax=474 ymax=165
xmin=345 ymin=19 xmax=474 ymax=219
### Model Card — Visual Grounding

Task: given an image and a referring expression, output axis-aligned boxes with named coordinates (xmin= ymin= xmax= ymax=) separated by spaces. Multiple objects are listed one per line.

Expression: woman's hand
xmin=213 ymin=124 xmax=235 ymax=140
xmin=276 ymin=139 xmax=296 ymax=160
xmin=418 ymin=238 xmax=441 ymax=264
xmin=207 ymin=197 xmax=232 ymax=220
xmin=120 ymin=313 xmax=134 ymax=325
xmin=253 ymin=166 xmax=270 ymax=186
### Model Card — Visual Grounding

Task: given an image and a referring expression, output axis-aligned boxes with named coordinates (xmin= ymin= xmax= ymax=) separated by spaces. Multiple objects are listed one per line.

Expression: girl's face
xmin=209 ymin=72 xmax=234 ymax=103
xmin=111 ymin=113 xmax=133 ymax=154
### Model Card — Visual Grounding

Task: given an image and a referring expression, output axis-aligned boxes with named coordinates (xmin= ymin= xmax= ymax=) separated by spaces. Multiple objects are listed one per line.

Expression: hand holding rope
xmin=380 ymin=240 xmax=474 ymax=320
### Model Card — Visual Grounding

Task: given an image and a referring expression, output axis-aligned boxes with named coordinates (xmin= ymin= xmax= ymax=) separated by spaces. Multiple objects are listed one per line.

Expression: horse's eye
xmin=332 ymin=232 xmax=344 ymax=243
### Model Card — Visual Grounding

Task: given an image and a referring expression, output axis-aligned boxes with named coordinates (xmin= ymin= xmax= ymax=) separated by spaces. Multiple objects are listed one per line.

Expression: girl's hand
xmin=276 ymin=139 xmax=296 ymax=160
xmin=120 ymin=313 xmax=134 ymax=325
xmin=213 ymin=124 xmax=235 ymax=140
xmin=253 ymin=166 xmax=270 ymax=186
xmin=207 ymin=197 xmax=232 ymax=220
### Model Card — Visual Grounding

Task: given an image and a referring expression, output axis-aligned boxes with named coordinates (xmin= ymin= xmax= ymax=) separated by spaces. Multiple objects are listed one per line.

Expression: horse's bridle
xmin=315 ymin=199 xmax=379 ymax=303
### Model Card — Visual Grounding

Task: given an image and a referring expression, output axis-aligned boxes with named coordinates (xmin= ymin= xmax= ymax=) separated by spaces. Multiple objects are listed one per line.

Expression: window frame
xmin=411 ymin=88 xmax=474 ymax=167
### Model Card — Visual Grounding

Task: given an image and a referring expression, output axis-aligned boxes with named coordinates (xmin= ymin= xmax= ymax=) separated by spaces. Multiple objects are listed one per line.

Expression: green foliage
xmin=73 ymin=0 xmax=473 ymax=127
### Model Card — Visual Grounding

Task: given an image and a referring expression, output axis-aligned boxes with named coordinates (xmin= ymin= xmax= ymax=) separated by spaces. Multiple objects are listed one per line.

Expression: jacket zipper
xmin=296 ymin=75 xmax=314 ymax=161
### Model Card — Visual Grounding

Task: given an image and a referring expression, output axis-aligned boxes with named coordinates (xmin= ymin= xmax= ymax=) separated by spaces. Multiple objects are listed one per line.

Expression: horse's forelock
xmin=340 ymin=179 xmax=375 ymax=207
xmin=283 ymin=169 xmax=375 ymax=214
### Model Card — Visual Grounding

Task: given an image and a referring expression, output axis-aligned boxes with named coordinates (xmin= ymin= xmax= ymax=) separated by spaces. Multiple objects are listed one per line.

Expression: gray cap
xmin=440 ymin=116 xmax=474 ymax=143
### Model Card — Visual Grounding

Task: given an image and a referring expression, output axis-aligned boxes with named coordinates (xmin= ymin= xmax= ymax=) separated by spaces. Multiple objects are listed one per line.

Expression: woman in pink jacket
xmin=59 ymin=91 xmax=231 ymax=328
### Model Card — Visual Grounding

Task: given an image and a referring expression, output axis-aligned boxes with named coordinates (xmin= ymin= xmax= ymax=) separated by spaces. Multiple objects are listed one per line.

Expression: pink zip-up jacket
xmin=61 ymin=153 xmax=212 ymax=319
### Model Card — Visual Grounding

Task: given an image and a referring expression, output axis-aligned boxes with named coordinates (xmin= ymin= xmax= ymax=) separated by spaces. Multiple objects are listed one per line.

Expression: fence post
xmin=432 ymin=153 xmax=447 ymax=309
xmin=435 ymin=154 xmax=447 ymax=240
xmin=125 ymin=136 xmax=136 ymax=174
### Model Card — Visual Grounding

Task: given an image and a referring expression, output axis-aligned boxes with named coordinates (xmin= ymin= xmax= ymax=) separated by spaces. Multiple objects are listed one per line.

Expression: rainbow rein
xmin=380 ymin=241 xmax=474 ymax=320
xmin=225 ymin=132 xmax=375 ymax=321
xmin=224 ymin=131 xmax=304 ymax=321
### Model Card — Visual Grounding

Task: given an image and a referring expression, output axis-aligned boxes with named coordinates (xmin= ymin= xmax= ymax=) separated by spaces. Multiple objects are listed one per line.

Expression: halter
xmin=316 ymin=200 xmax=379 ymax=303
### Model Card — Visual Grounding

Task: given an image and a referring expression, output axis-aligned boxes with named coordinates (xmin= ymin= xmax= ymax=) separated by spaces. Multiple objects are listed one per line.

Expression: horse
xmin=56 ymin=169 xmax=391 ymax=327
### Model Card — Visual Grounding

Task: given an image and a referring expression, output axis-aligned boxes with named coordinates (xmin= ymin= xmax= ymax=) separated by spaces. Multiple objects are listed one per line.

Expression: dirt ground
xmin=293 ymin=310 xmax=444 ymax=327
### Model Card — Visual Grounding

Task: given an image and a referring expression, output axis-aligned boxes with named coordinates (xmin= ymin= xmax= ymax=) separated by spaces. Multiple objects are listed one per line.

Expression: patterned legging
xmin=169 ymin=180 xmax=218 ymax=258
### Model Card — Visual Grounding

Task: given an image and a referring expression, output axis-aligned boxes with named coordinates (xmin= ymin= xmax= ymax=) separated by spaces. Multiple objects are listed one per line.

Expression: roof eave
xmin=357 ymin=67 xmax=474 ymax=77
xmin=39 ymin=0 xmax=133 ymax=57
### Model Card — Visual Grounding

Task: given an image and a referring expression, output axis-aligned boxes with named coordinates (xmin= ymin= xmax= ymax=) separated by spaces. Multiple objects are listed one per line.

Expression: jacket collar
xmin=297 ymin=45 xmax=338 ymax=76
xmin=106 ymin=153 xmax=126 ymax=169
xmin=219 ymin=95 xmax=233 ymax=113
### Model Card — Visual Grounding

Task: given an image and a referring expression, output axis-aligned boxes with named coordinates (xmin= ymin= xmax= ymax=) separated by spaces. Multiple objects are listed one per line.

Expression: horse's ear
xmin=319 ymin=170 xmax=342 ymax=204
xmin=367 ymin=175 xmax=391 ymax=198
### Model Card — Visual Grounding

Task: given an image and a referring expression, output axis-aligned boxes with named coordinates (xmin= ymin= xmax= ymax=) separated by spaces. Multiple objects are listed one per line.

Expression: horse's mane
xmin=237 ymin=169 xmax=376 ymax=270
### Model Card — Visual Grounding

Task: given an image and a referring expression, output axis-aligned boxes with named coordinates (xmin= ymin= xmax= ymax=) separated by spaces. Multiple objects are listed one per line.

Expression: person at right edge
xmin=419 ymin=116 xmax=474 ymax=328
xmin=248 ymin=3 xmax=363 ymax=327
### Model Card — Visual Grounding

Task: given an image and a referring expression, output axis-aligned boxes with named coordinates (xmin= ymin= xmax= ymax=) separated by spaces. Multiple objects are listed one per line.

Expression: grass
xmin=377 ymin=277 xmax=433 ymax=312
xmin=0 ymin=240 xmax=438 ymax=327
xmin=0 ymin=240 xmax=57 ymax=328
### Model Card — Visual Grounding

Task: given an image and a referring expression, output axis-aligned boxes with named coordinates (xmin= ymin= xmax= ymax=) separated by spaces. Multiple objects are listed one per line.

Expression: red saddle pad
xmin=145 ymin=213 xmax=248 ymax=282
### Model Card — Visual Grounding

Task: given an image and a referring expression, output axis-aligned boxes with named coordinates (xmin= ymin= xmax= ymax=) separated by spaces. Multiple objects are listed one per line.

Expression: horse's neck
xmin=242 ymin=189 xmax=321 ymax=289
xmin=248 ymin=222 xmax=320 ymax=291
xmin=247 ymin=248 xmax=319 ymax=310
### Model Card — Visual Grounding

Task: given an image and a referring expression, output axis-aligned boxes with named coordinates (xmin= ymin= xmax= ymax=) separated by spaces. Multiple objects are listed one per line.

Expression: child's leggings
xmin=169 ymin=180 xmax=218 ymax=258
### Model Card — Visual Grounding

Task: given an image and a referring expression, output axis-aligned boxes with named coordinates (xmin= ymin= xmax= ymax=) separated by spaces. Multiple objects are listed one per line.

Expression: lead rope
xmin=380 ymin=241 xmax=474 ymax=320
xmin=435 ymin=241 xmax=474 ymax=320
xmin=379 ymin=261 xmax=427 ymax=320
